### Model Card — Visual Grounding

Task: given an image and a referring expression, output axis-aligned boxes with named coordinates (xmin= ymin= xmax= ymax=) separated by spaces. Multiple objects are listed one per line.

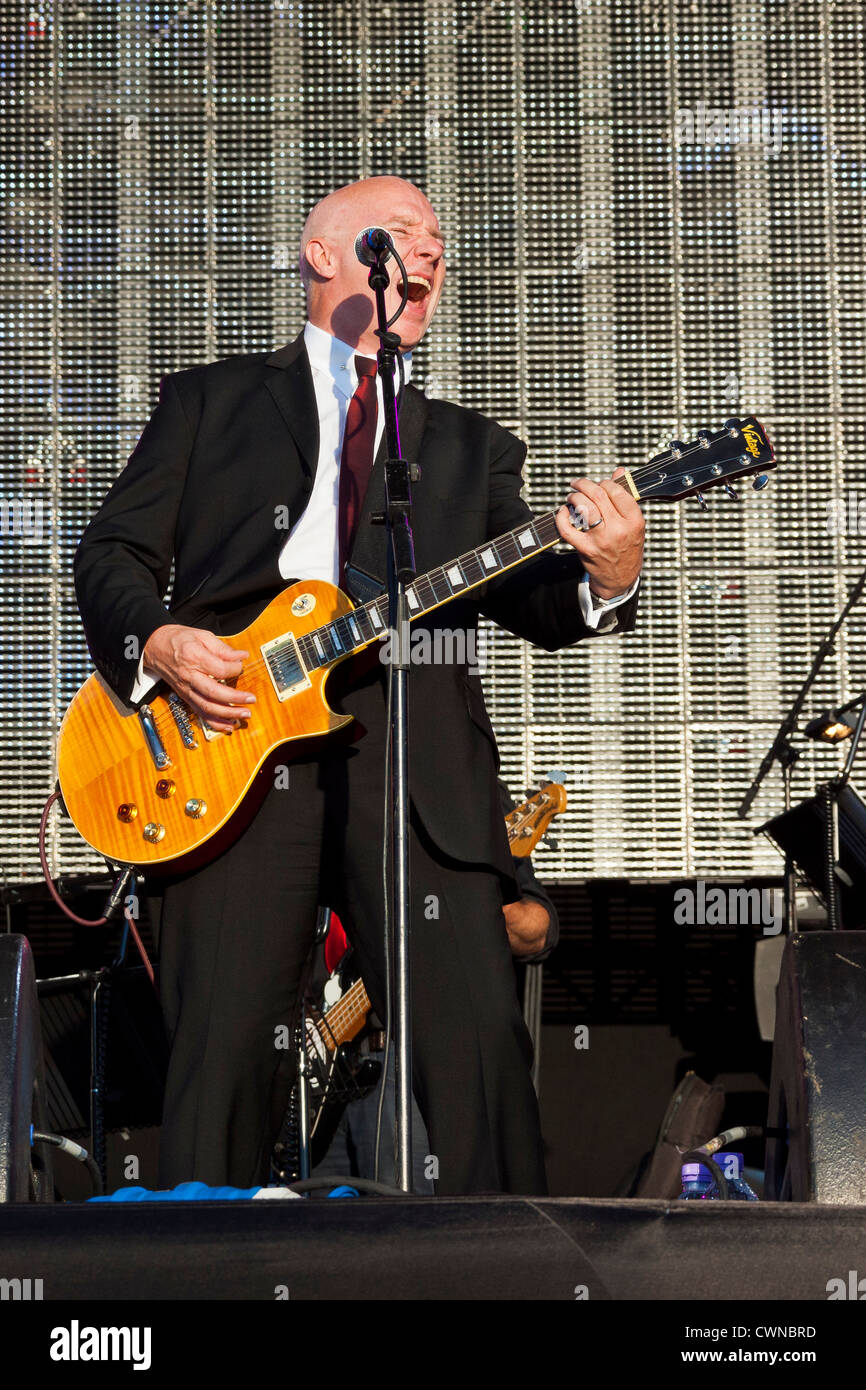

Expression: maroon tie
xmin=338 ymin=355 xmax=379 ymax=576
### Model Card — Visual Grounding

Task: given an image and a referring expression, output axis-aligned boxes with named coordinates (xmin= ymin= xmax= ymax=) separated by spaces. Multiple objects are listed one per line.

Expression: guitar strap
xmin=343 ymin=382 xmax=430 ymax=604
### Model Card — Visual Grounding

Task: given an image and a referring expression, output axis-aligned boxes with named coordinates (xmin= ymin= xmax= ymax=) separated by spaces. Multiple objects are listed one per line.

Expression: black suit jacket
xmin=74 ymin=331 xmax=639 ymax=881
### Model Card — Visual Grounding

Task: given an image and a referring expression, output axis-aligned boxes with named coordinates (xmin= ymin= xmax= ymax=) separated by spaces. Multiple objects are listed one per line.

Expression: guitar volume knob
xmin=143 ymin=822 xmax=165 ymax=844
xmin=185 ymin=798 xmax=207 ymax=819
xmin=117 ymin=804 xmax=138 ymax=823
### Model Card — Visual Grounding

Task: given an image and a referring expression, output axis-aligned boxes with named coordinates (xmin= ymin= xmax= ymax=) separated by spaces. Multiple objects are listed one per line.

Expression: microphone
xmin=354 ymin=226 xmax=395 ymax=266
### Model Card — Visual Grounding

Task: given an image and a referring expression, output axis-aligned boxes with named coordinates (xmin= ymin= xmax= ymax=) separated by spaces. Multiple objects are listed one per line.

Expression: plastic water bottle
xmin=678 ymin=1152 xmax=759 ymax=1201
xmin=679 ymin=1161 xmax=717 ymax=1200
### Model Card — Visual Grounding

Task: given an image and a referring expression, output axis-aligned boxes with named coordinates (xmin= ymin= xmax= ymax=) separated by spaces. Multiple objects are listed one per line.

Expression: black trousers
xmin=153 ymin=727 xmax=547 ymax=1196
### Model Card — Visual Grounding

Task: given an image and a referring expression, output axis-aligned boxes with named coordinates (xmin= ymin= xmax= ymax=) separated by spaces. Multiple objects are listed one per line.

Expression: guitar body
xmin=57 ymin=580 xmax=356 ymax=870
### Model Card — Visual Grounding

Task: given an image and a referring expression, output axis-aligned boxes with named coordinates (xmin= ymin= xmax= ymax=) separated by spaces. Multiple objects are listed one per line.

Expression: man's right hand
xmin=141 ymin=624 xmax=255 ymax=734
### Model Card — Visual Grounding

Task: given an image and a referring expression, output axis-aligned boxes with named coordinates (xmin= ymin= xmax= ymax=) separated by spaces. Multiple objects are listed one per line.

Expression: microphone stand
xmin=366 ymin=246 xmax=417 ymax=1193
xmin=739 ymin=564 xmax=866 ymax=933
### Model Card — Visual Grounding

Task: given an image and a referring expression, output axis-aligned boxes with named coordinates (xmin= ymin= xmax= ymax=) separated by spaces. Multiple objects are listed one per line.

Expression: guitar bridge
xmin=261 ymin=632 xmax=310 ymax=702
xmin=167 ymin=693 xmax=199 ymax=749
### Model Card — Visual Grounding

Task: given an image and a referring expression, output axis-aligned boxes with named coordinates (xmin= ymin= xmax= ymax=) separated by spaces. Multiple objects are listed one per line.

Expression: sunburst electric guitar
xmin=57 ymin=417 xmax=774 ymax=870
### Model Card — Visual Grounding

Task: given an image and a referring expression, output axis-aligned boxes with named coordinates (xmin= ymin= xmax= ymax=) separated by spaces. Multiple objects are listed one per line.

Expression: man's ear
xmin=303 ymin=237 xmax=335 ymax=283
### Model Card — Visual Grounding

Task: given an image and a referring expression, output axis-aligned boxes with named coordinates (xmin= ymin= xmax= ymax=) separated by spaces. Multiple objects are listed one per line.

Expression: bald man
xmin=74 ymin=176 xmax=644 ymax=1195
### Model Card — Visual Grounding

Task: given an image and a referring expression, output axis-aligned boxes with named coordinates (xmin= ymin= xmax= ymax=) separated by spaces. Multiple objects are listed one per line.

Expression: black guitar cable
xmin=31 ymin=1128 xmax=103 ymax=1196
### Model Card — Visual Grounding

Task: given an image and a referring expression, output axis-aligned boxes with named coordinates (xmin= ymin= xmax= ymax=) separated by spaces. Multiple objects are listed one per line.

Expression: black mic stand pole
xmin=738 ymin=563 xmax=866 ymax=934
xmin=366 ymin=247 xmax=416 ymax=1193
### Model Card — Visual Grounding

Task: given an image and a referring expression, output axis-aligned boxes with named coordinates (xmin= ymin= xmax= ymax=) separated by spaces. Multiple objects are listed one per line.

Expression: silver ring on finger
xmin=588 ymin=516 xmax=605 ymax=529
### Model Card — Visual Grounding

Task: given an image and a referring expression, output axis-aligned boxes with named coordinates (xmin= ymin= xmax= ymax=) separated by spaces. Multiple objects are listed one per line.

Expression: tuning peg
xmin=696 ymin=491 xmax=709 ymax=510
xmin=724 ymin=484 xmax=739 ymax=499
xmin=724 ymin=418 xmax=741 ymax=435
xmin=752 ymin=474 xmax=770 ymax=491
xmin=696 ymin=429 xmax=712 ymax=448
xmin=668 ymin=439 xmax=685 ymax=457
xmin=544 ymin=768 xmax=568 ymax=783
xmin=544 ymin=837 xmax=558 ymax=852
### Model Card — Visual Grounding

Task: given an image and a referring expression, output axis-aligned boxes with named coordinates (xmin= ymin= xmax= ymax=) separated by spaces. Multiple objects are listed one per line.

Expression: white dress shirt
xmin=130 ymin=319 xmax=638 ymax=701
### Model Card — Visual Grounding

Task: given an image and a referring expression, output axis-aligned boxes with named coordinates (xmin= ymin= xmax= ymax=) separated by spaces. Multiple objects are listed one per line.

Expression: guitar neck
xmin=291 ymin=506 xmax=568 ymax=677
xmin=312 ymin=976 xmax=372 ymax=1053
xmin=281 ymin=414 xmax=773 ymax=680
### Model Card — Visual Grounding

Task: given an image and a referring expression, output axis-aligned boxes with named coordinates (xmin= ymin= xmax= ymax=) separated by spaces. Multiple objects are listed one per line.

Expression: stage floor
xmin=1 ymin=1195 xmax=861 ymax=1300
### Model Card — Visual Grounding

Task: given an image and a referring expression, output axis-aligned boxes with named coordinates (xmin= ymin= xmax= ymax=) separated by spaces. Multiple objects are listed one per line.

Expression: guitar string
xmin=320 ymin=982 xmax=369 ymax=1041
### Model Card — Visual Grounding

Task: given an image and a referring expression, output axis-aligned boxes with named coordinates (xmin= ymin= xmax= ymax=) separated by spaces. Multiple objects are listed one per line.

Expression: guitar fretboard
xmin=311 ymin=977 xmax=371 ymax=1053
xmin=290 ymin=509 xmax=563 ymax=675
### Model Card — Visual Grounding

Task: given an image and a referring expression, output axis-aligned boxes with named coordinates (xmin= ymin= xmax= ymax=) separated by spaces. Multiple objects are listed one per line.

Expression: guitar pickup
xmin=261 ymin=632 xmax=311 ymax=702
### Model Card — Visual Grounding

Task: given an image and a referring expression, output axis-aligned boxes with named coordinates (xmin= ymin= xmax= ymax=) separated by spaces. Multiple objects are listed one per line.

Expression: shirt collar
xmin=304 ymin=319 xmax=413 ymax=397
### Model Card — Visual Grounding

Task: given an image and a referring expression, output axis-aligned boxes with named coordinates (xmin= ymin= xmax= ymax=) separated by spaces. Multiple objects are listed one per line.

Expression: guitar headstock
xmin=506 ymin=781 xmax=567 ymax=858
xmin=628 ymin=417 xmax=776 ymax=505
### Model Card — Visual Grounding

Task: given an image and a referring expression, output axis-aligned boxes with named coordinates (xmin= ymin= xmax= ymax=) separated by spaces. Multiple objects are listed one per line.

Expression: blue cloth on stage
xmin=87 ymin=1181 xmax=360 ymax=1202
xmin=88 ymin=1181 xmax=262 ymax=1202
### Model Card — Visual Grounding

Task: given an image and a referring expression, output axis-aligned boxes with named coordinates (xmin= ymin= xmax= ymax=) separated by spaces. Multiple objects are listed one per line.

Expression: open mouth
xmin=397 ymin=273 xmax=433 ymax=304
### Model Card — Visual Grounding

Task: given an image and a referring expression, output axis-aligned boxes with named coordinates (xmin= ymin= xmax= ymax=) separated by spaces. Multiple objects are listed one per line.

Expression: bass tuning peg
xmin=752 ymin=474 xmax=770 ymax=491
xmin=696 ymin=491 xmax=709 ymax=511
xmin=724 ymin=484 xmax=739 ymax=499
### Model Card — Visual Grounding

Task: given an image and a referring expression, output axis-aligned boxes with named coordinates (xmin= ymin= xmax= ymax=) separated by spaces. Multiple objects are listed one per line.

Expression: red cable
xmin=122 ymin=904 xmax=155 ymax=986
xmin=38 ymin=789 xmax=155 ymax=985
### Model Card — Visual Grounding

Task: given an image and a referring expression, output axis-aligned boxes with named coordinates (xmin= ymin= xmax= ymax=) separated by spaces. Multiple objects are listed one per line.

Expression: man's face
xmin=310 ymin=180 xmax=447 ymax=352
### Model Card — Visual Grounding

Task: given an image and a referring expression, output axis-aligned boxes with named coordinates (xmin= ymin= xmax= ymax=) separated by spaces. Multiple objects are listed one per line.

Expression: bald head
xmin=297 ymin=176 xmax=447 ymax=354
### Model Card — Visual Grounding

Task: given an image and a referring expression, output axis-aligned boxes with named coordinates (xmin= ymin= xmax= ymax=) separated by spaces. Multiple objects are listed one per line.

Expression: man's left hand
xmin=555 ymin=466 xmax=645 ymax=601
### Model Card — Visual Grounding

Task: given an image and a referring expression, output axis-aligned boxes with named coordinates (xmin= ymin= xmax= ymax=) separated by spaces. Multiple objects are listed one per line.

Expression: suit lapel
xmin=264 ymin=332 xmax=320 ymax=480
xmin=348 ymin=382 xmax=430 ymax=587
